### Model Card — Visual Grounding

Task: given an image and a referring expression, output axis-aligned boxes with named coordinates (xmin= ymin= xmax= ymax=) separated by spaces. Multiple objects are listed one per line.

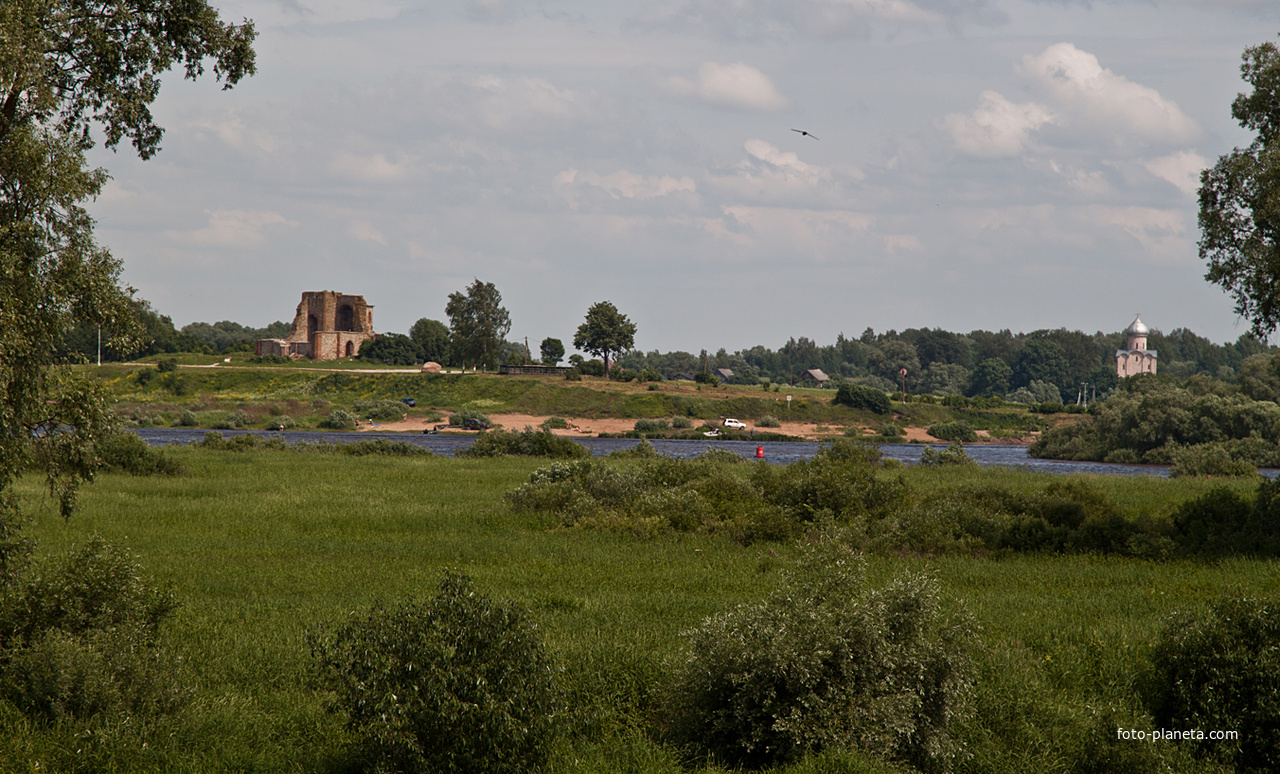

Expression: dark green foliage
xmin=194 ymin=431 xmax=430 ymax=457
xmin=665 ymin=543 xmax=973 ymax=770
xmin=919 ymin=442 xmax=975 ymax=467
xmin=750 ymin=440 xmax=907 ymax=523
xmin=319 ymin=409 xmax=356 ymax=430
xmin=833 ymin=383 xmax=891 ymax=414
xmin=1031 ymin=379 xmax=1280 ymax=467
xmin=447 ymin=280 xmax=512 ymax=370
xmin=757 ymin=414 xmax=781 ymax=428
xmin=180 ymin=319 xmax=288 ymax=353
xmin=459 ymin=428 xmax=590 ymax=459
xmin=360 ymin=333 xmax=422 ymax=365
xmin=693 ymin=371 xmax=717 ymax=385
xmin=564 ymin=367 xmax=582 ymax=381
xmin=308 ymin=573 xmax=562 ymax=774
xmin=633 ymin=418 xmax=670 ymax=433
xmin=927 ymin=421 xmax=977 ymax=443
xmin=578 ymin=359 xmax=606 ymax=377
xmin=1145 ymin=596 xmax=1280 ymax=771
xmin=574 ymin=301 xmax=636 ymax=372
xmin=1171 ymin=479 xmax=1280 ymax=557
xmin=539 ymin=337 xmax=565 ymax=366
xmin=155 ymin=357 xmax=178 ymax=373
xmin=409 ymin=318 xmax=451 ymax=364
xmin=0 ymin=538 xmax=186 ymax=722
xmin=96 ymin=430 xmax=181 ymax=476
xmin=1169 ymin=443 xmax=1259 ymax=478
xmin=354 ymin=399 xmax=410 ymax=422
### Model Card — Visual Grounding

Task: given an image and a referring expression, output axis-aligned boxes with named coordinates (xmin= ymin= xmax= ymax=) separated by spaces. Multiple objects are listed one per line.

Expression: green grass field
xmin=4 ymin=449 xmax=1273 ymax=772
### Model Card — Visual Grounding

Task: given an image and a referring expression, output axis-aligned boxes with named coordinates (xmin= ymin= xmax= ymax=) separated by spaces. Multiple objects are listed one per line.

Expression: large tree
xmin=573 ymin=301 xmax=636 ymax=373
xmin=0 ymin=1 xmax=255 ymax=543
xmin=445 ymin=279 xmax=511 ymax=370
xmin=1200 ymin=36 xmax=1280 ymax=338
xmin=409 ymin=317 xmax=451 ymax=364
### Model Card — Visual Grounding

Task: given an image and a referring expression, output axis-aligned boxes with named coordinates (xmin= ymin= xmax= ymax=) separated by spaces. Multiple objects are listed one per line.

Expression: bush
xmin=308 ymin=573 xmax=561 ymax=774
xmin=155 ymin=357 xmax=178 ymax=373
xmin=665 ymin=542 xmax=972 ymax=770
xmin=215 ymin=408 xmax=250 ymax=429
xmin=693 ymin=371 xmax=718 ymax=385
xmin=633 ymin=418 xmax=670 ymax=433
xmin=540 ymin=416 xmax=569 ymax=430
xmin=1169 ymin=443 xmax=1258 ymax=478
xmin=266 ymin=415 xmax=296 ymax=431
xmin=756 ymin=414 xmax=781 ymax=428
xmin=671 ymin=415 xmax=693 ymax=429
xmin=577 ymin=360 xmax=606 ymax=377
xmin=0 ymin=538 xmax=186 ymax=722
xmin=564 ymin=367 xmax=582 ymax=381
xmin=919 ymin=442 xmax=976 ymax=467
xmin=449 ymin=406 xmax=491 ymax=427
xmin=354 ymin=399 xmax=409 ymax=422
xmin=176 ymin=408 xmax=199 ymax=427
xmin=1144 ymin=596 xmax=1280 ymax=771
xmin=927 ymin=421 xmax=977 ymax=443
xmin=319 ymin=409 xmax=356 ymax=430
xmin=459 ymin=428 xmax=589 ymax=459
xmin=96 ymin=430 xmax=181 ymax=476
xmin=1171 ymin=480 xmax=1280 ymax=557
xmin=833 ymin=384 xmax=891 ymax=414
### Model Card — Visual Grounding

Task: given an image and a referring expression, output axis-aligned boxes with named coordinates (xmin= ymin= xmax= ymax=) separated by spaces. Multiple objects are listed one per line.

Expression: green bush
xmin=564 ymin=367 xmax=582 ymax=381
xmin=833 ymin=384 xmax=891 ymax=414
xmin=308 ymin=572 xmax=562 ymax=774
xmin=266 ymin=415 xmax=296 ymax=431
xmin=449 ymin=406 xmax=491 ymax=427
xmin=665 ymin=543 xmax=972 ymax=770
xmin=919 ymin=442 xmax=976 ymax=467
xmin=633 ymin=418 xmax=670 ymax=433
xmin=155 ymin=357 xmax=178 ymax=373
xmin=0 ymin=538 xmax=187 ymax=722
xmin=1171 ymin=479 xmax=1280 ymax=557
xmin=927 ymin=421 xmax=977 ymax=443
xmin=540 ymin=416 xmax=569 ymax=430
xmin=756 ymin=414 xmax=781 ymax=428
xmin=693 ymin=371 xmax=718 ymax=385
xmin=1169 ymin=443 xmax=1258 ymax=478
xmin=1144 ymin=596 xmax=1280 ymax=771
xmin=96 ymin=430 xmax=181 ymax=476
xmin=671 ymin=415 xmax=693 ymax=429
xmin=354 ymin=399 xmax=409 ymax=422
xmin=578 ymin=360 xmax=606 ymax=377
xmin=319 ymin=409 xmax=356 ymax=430
xmin=459 ymin=428 xmax=589 ymax=459
xmin=215 ymin=408 xmax=250 ymax=429
xmin=176 ymin=409 xmax=199 ymax=427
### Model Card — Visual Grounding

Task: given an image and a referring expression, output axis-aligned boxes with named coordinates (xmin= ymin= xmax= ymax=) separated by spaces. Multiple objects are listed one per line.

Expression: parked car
xmin=400 ymin=397 xmax=417 ymax=407
xmin=722 ymin=418 xmax=747 ymax=429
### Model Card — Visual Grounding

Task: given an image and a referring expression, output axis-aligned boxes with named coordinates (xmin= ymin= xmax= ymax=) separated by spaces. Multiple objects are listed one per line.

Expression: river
xmin=128 ymin=428 xmax=1230 ymax=478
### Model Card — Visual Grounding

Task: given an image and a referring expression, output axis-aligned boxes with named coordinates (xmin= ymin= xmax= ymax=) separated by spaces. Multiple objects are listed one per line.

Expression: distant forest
xmin=62 ymin=300 xmax=1275 ymax=404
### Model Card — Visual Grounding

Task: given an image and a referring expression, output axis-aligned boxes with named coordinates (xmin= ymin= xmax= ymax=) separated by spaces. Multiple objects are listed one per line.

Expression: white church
xmin=1115 ymin=315 xmax=1157 ymax=377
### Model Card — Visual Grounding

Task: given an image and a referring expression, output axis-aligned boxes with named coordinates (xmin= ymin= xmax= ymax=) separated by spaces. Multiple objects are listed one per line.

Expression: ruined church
xmin=255 ymin=291 xmax=375 ymax=360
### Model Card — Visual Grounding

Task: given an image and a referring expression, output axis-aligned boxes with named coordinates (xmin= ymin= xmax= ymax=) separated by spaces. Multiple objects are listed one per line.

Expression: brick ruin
xmin=255 ymin=291 xmax=375 ymax=360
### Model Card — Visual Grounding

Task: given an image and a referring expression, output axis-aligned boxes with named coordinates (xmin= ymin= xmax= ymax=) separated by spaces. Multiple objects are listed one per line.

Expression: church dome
xmin=1126 ymin=315 xmax=1149 ymax=336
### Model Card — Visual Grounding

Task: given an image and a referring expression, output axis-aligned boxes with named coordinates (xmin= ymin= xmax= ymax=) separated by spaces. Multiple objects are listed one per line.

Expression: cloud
xmin=631 ymin=0 xmax=1004 ymax=39
xmin=942 ymin=91 xmax=1055 ymax=157
xmin=1021 ymin=43 xmax=1199 ymax=144
xmin=173 ymin=210 xmax=298 ymax=248
xmin=555 ymin=169 xmax=697 ymax=202
xmin=470 ymin=75 xmax=580 ymax=129
xmin=668 ymin=62 xmax=787 ymax=111
xmin=1144 ymin=150 xmax=1207 ymax=195
xmin=329 ymin=153 xmax=409 ymax=183
xmin=348 ymin=221 xmax=387 ymax=245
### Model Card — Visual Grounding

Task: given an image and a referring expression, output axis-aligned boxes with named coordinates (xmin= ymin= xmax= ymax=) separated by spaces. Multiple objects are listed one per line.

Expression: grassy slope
xmin=92 ymin=362 xmax=1045 ymax=436
xmin=5 ymin=450 xmax=1269 ymax=772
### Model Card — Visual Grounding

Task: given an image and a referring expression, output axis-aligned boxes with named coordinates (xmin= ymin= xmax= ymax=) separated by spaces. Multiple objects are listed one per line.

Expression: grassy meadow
xmin=2 ymin=444 xmax=1274 ymax=773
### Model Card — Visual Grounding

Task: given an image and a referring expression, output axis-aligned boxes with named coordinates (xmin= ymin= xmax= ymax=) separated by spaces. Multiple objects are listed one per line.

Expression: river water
xmin=129 ymin=428 xmax=1217 ymax=478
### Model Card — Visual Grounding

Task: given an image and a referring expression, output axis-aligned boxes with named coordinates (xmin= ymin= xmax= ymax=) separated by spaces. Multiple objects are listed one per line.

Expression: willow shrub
xmin=664 ymin=542 xmax=973 ymax=771
xmin=458 ymin=428 xmax=589 ymax=459
xmin=1145 ymin=596 xmax=1280 ymax=771
xmin=308 ymin=572 xmax=562 ymax=774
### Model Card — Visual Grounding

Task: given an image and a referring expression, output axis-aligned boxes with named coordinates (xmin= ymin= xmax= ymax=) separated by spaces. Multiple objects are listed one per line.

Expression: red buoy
xmin=755 ymin=445 xmax=765 ymax=459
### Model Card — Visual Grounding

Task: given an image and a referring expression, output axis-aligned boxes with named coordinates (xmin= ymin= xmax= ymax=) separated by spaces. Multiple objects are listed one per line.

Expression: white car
xmin=722 ymin=418 xmax=747 ymax=429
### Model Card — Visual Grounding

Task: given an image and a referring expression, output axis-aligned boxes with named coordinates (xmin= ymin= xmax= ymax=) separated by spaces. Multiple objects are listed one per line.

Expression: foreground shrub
xmin=308 ymin=572 xmax=561 ymax=774
xmin=1171 ymin=479 xmax=1280 ymax=557
xmin=833 ymin=384 xmax=891 ymax=414
xmin=1169 ymin=443 xmax=1258 ymax=478
xmin=665 ymin=542 xmax=972 ymax=770
xmin=96 ymin=430 xmax=181 ymax=476
xmin=0 ymin=538 xmax=187 ymax=722
xmin=1144 ymin=596 xmax=1280 ymax=771
xmin=459 ymin=428 xmax=589 ymax=459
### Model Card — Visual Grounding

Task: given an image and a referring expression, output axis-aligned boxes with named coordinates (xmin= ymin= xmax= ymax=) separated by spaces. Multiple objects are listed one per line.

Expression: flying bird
xmin=791 ymin=129 xmax=818 ymax=140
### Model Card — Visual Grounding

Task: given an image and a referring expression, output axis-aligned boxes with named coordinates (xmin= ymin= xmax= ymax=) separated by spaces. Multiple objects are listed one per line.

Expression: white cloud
xmin=348 ymin=221 xmax=387 ymax=245
xmin=943 ymin=91 xmax=1055 ymax=157
xmin=172 ymin=210 xmax=297 ymax=248
xmin=555 ymin=169 xmax=697 ymax=201
xmin=885 ymin=234 xmax=922 ymax=253
xmin=720 ymin=205 xmax=872 ymax=255
xmin=471 ymin=76 xmax=580 ymax=129
xmin=1021 ymin=43 xmax=1199 ymax=144
xmin=1144 ymin=150 xmax=1207 ymax=195
xmin=669 ymin=62 xmax=787 ymax=111
xmin=329 ymin=153 xmax=409 ymax=183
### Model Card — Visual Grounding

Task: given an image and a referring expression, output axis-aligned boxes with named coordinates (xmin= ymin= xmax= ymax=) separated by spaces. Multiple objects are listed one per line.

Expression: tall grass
xmin=4 ymin=450 xmax=1271 ymax=772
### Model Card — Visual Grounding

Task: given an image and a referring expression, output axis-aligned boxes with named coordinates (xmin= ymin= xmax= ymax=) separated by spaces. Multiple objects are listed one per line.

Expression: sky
xmin=85 ymin=0 xmax=1280 ymax=355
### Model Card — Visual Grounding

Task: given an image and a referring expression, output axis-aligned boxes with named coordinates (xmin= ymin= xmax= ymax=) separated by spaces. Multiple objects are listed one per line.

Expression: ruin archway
xmin=307 ymin=314 xmax=318 ymax=337
xmin=345 ymin=341 xmax=354 ymax=358
xmin=337 ymin=305 xmax=356 ymax=332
